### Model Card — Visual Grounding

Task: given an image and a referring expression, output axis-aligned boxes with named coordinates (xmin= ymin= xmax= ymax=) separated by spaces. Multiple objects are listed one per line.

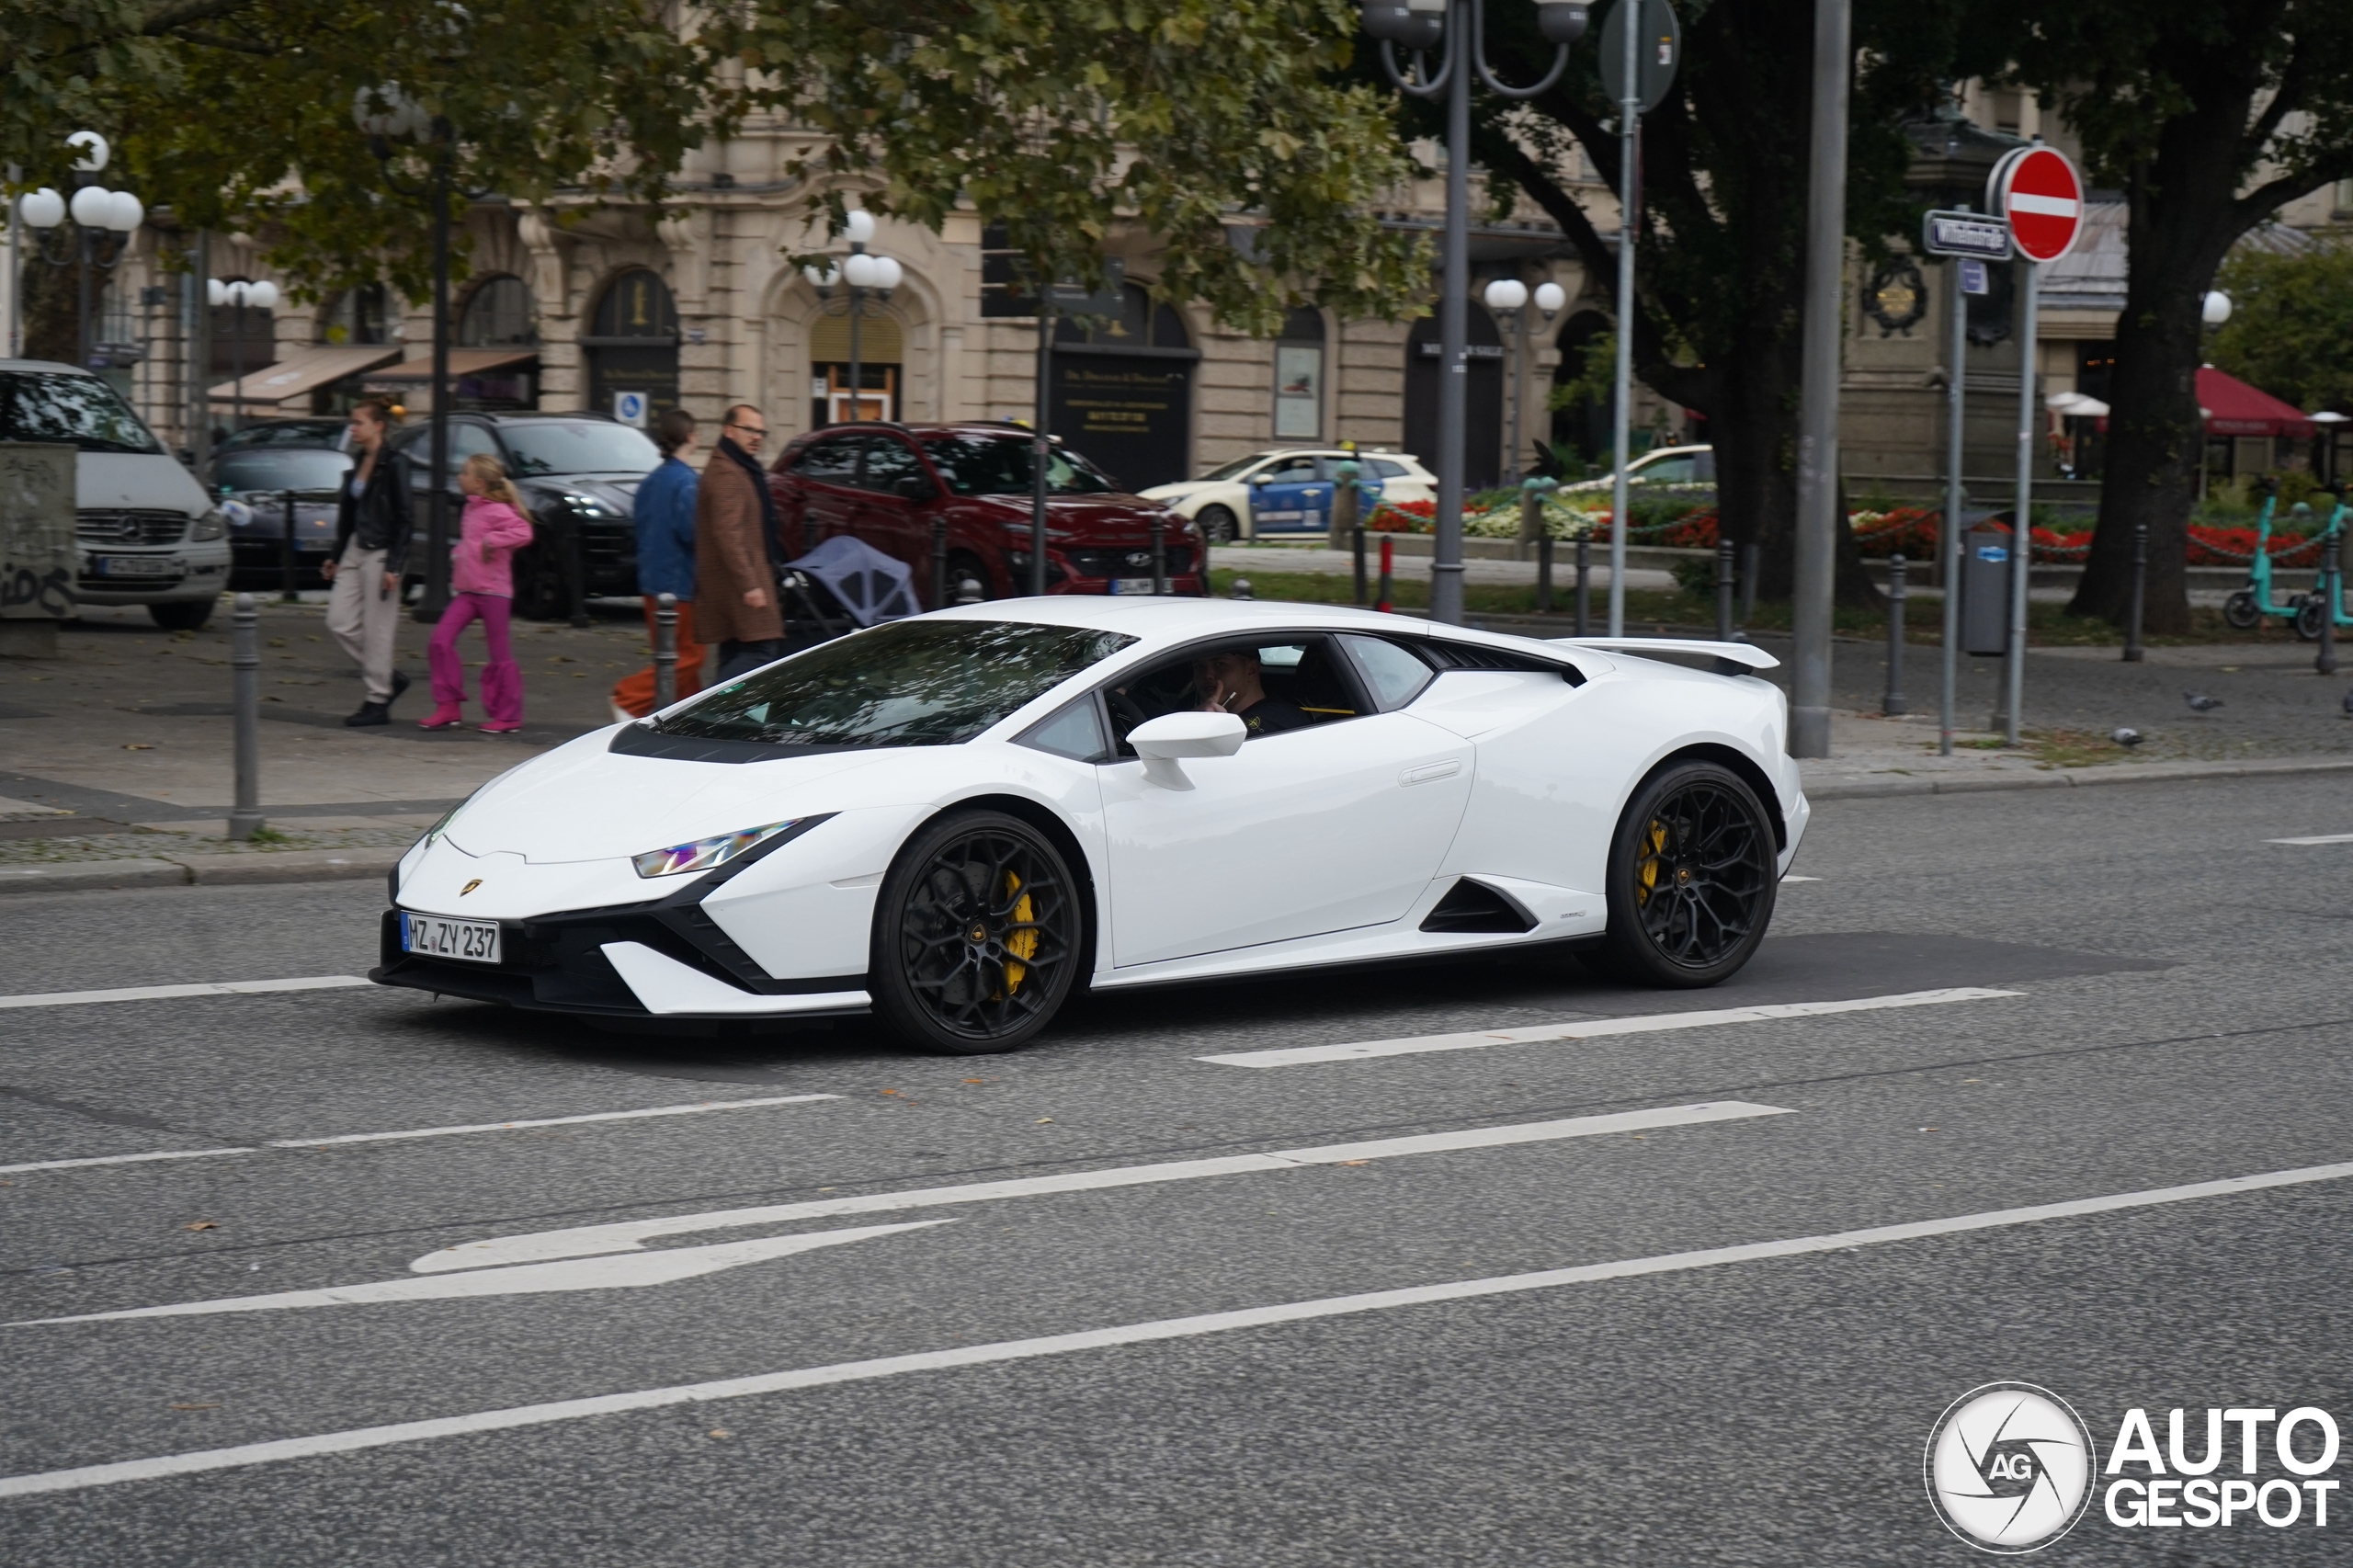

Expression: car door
xmin=786 ymin=435 xmax=864 ymax=552
xmin=1245 ymin=457 xmax=1326 ymax=536
xmin=850 ymin=435 xmax=930 ymax=578
xmin=1094 ymin=633 xmax=1474 ymax=967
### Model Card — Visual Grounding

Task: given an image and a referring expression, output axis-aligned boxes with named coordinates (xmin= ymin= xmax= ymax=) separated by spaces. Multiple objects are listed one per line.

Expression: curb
xmin=0 ymin=847 xmax=402 ymax=896
xmin=1805 ymin=756 xmax=2353 ymax=801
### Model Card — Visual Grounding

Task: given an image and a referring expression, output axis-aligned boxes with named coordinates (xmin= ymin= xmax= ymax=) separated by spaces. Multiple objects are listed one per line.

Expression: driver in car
xmin=1193 ymin=648 xmax=1308 ymax=736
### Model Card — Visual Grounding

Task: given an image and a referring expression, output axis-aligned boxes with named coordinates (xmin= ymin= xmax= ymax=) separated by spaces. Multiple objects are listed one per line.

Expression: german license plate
xmin=95 ymin=555 xmax=177 ymax=577
xmin=1108 ymin=578 xmax=1159 ymax=595
xmin=400 ymin=911 xmax=502 ymax=965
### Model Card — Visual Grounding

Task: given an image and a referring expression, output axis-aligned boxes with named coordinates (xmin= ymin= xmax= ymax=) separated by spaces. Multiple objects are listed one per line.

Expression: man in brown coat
xmin=695 ymin=404 xmax=787 ymax=679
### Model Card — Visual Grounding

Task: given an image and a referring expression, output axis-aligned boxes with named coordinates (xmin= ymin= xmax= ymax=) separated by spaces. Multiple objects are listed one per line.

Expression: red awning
xmin=2199 ymin=367 xmax=2314 ymax=439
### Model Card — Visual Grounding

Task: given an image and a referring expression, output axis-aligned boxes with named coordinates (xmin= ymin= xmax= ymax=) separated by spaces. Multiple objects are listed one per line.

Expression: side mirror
xmin=894 ymin=474 xmax=937 ymax=502
xmin=1129 ymin=710 xmax=1247 ymax=790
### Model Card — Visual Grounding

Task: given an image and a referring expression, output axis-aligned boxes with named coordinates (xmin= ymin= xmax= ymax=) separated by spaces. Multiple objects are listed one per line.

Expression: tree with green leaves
xmin=2210 ymin=242 xmax=2353 ymax=417
xmin=1456 ymin=0 xmax=1985 ymax=605
xmin=706 ymin=0 xmax=1431 ymax=334
xmin=1989 ymin=2 xmax=2353 ymax=632
xmin=4 ymin=0 xmax=714 ymax=301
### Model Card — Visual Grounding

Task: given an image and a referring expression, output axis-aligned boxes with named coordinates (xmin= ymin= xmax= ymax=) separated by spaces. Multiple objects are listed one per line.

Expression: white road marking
xmin=1198 ymin=987 xmax=2023 ymax=1069
xmin=411 ymin=1102 xmax=1793 ymax=1275
xmin=11 ymin=1221 xmax=951 ymax=1325
xmin=9 ymin=1156 xmax=2348 ymax=1499
xmin=2266 ymin=834 xmax=2353 ymax=846
xmin=262 ymin=1095 xmax=842 ymax=1148
xmin=0 ymin=976 xmax=369 ymax=1011
xmin=0 ymin=1148 xmax=251 ymax=1177
xmin=3 ymin=1096 xmax=841 ymax=1176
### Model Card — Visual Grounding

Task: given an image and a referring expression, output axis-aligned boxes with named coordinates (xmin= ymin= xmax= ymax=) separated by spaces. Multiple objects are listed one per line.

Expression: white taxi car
xmin=1142 ymin=449 xmax=1437 ymax=542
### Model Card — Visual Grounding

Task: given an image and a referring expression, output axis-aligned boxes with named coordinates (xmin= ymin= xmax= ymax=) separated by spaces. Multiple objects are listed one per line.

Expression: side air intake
xmin=1419 ymin=878 xmax=1539 ymax=934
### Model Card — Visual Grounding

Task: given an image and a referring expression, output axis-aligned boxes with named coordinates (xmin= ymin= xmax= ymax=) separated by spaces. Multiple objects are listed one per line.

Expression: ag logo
xmin=1925 ymin=1382 xmax=2096 ymax=1553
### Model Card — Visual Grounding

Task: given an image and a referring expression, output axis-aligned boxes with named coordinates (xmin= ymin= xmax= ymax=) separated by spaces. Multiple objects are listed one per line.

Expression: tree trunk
xmin=2070 ymin=287 xmax=2204 ymax=632
xmin=1719 ymin=332 xmax=1882 ymax=610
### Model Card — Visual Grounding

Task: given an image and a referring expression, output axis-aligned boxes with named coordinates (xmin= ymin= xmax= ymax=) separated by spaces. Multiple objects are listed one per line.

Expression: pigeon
xmin=2111 ymin=727 xmax=2144 ymax=748
xmin=2184 ymin=690 xmax=2224 ymax=714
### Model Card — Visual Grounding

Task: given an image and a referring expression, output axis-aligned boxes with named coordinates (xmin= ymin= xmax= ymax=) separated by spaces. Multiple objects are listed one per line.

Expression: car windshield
xmin=220 ymin=422 xmax=344 ymax=451
xmin=656 ymin=619 xmax=1138 ymax=748
xmin=0 ymin=370 xmax=164 ymax=454
xmin=1198 ymin=454 xmax=1273 ymax=483
xmin=919 ymin=436 xmax=1119 ymax=497
xmin=214 ymin=449 xmax=353 ymax=494
xmin=497 ymin=421 xmax=659 ymax=477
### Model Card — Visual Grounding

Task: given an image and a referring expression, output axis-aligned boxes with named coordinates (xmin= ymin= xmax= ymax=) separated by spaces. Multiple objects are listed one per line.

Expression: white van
xmin=0 ymin=358 xmax=231 ymax=631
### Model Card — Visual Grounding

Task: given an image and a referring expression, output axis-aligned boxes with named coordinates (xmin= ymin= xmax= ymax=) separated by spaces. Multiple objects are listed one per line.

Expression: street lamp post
xmin=1365 ymin=0 xmax=1586 ymax=626
xmin=1484 ymin=277 xmax=1567 ymax=484
xmin=205 ymin=278 xmax=280 ymax=435
xmin=15 ymin=132 xmax=144 ymax=375
xmin=355 ymin=84 xmax=475 ymax=622
xmin=804 ymin=210 xmax=902 ymax=426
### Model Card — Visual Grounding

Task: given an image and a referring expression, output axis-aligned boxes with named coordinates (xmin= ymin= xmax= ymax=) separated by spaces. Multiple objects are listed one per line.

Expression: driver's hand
xmin=1199 ymin=681 xmax=1227 ymax=712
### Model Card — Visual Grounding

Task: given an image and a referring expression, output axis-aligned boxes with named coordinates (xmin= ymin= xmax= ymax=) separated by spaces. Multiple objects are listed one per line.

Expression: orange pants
xmin=610 ymin=597 xmax=707 ymax=717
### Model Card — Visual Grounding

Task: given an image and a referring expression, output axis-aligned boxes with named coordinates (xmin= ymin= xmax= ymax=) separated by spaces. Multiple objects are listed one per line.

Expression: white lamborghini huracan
xmin=376 ymin=599 xmax=1808 ymax=1052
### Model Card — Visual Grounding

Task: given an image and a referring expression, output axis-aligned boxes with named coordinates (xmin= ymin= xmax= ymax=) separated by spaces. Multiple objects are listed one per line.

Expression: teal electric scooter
xmin=2292 ymin=493 xmax=2350 ymax=641
xmin=2222 ymin=483 xmax=2313 ymax=631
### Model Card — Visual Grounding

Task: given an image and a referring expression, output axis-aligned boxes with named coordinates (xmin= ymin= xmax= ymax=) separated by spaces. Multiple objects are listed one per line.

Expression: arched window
xmin=1273 ymin=306 xmax=1325 ymax=441
xmin=589 ymin=268 xmax=677 ymax=340
xmin=1055 ymin=283 xmax=1189 ymax=349
xmin=458 ymin=276 xmax=537 ymax=347
xmin=319 ymin=284 xmax=392 ymax=346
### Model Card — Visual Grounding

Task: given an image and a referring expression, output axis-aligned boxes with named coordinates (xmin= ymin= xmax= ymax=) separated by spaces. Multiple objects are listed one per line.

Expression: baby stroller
xmin=778 ymin=534 xmax=924 ymax=652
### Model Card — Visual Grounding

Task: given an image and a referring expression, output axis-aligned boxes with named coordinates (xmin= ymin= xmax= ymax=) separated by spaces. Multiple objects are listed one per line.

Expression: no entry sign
xmin=1988 ymin=145 xmax=2085 ymax=264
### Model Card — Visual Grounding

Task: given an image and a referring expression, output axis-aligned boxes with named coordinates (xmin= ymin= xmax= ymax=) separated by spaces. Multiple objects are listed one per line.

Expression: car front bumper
xmin=74 ymin=539 xmax=232 ymax=605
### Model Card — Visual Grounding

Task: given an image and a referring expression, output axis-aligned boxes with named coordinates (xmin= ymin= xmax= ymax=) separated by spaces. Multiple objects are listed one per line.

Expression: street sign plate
xmin=1959 ymin=258 xmax=1991 ymax=297
xmin=1989 ymin=145 xmax=2086 ymax=264
xmin=1599 ymin=0 xmax=1681 ymax=115
xmin=1923 ymin=210 xmax=2011 ymax=260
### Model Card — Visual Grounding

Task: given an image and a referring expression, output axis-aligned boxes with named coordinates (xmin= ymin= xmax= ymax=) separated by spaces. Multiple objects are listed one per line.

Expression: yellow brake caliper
xmin=1001 ymin=870 xmax=1038 ymax=994
xmin=1635 ymin=820 xmax=1668 ymax=907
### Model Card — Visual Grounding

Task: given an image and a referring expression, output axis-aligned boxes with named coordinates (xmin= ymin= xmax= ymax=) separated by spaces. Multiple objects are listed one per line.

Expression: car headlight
xmin=562 ymin=493 xmax=618 ymax=517
xmin=190 ymin=506 xmax=228 ymax=541
xmin=632 ymin=819 xmax=801 ymax=879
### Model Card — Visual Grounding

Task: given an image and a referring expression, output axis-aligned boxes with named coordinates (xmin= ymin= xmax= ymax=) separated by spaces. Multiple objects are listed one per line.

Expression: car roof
xmin=920 ymin=596 xmax=1577 ymax=660
xmin=0 ymin=358 xmax=99 ymax=376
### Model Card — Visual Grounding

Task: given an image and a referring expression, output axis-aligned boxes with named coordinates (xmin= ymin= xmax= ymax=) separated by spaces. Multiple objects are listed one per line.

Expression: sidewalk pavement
xmin=5 ymin=594 xmax=2349 ymax=895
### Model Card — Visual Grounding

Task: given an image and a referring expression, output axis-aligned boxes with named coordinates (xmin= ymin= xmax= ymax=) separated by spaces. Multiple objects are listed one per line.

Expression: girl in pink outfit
xmin=422 ymin=454 xmax=536 ymax=732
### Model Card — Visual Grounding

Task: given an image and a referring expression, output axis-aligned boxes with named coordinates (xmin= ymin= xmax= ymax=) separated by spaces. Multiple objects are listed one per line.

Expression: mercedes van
xmin=0 ymin=359 xmax=229 ymax=630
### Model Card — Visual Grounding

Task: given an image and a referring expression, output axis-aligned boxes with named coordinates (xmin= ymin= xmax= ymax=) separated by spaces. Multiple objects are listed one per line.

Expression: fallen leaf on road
xmin=963 ymin=1079 xmax=986 ymax=1085
xmin=709 ymin=1430 xmax=732 ymax=1439
xmin=878 ymin=1089 xmax=899 ymax=1096
xmin=1336 ymin=1160 xmax=1370 ymax=1167
xmin=184 ymin=1221 xmax=218 ymax=1231
xmin=1035 ymin=1118 xmax=1053 ymax=1124
xmin=124 ymin=744 xmax=153 ymax=751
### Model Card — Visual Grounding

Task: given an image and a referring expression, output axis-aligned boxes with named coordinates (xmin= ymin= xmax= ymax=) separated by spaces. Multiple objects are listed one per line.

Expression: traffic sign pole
xmin=2003 ymin=258 xmax=2038 ymax=745
xmin=1942 ymin=244 xmax=1968 ymax=757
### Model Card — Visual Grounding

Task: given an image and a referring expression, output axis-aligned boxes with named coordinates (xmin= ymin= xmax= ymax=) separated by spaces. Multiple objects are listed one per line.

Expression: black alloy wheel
xmin=1196 ymin=505 xmax=1239 ymax=545
xmin=1595 ymin=760 xmax=1778 ymax=987
xmin=870 ymin=810 xmax=1082 ymax=1053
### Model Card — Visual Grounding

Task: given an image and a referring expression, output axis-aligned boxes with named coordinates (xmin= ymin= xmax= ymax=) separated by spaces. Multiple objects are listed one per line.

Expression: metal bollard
xmin=1231 ymin=576 xmax=1255 ymax=601
xmin=653 ymin=592 xmax=678 ymax=710
xmin=1574 ymin=536 xmax=1591 ymax=637
xmin=1376 ymin=536 xmax=1394 ymax=614
xmin=2319 ymin=524 xmax=2342 ymax=676
xmin=930 ymin=517 xmax=949 ymax=610
xmin=1739 ymin=540 xmax=1759 ymax=623
xmin=1714 ymin=539 xmax=1735 ymax=642
xmin=1883 ymin=553 xmax=1908 ymax=716
xmin=1151 ymin=513 xmax=1167 ymax=596
xmin=2123 ymin=521 xmax=2146 ymax=663
xmin=1537 ymin=534 xmax=1554 ymax=615
xmin=1352 ymin=525 xmax=1368 ymax=606
xmin=279 ymin=491 xmax=300 ymax=604
xmin=955 ymin=575 xmax=986 ymax=606
xmin=228 ymin=593 xmax=264 ymax=841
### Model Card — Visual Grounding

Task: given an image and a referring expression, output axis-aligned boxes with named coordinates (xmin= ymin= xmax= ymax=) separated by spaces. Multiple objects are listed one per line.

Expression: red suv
xmin=767 ymin=422 xmax=1205 ymax=603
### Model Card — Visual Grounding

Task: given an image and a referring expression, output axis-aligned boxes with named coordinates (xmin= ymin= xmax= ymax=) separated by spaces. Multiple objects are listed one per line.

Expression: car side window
xmin=1369 ymin=459 xmax=1408 ymax=479
xmin=1099 ymin=635 xmax=1364 ymax=756
xmin=1338 ymin=635 xmax=1436 ymax=710
xmin=1642 ymin=456 xmax=1696 ymax=483
xmin=1258 ymin=459 xmax=1318 ymax=486
xmin=1015 ymin=695 xmax=1110 ymax=763
xmin=858 ymin=437 xmax=922 ymax=494
xmin=793 ymin=438 xmax=860 ymax=485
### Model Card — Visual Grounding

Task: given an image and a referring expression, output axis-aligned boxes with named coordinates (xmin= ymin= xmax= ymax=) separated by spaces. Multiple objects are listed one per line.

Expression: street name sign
xmin=1988 ymin=145 xmax=2086 ymax=264
xmin=1922 ymin=210 xmax=2011 ymax=261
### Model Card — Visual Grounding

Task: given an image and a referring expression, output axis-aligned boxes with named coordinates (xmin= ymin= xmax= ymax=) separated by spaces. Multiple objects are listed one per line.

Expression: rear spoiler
xmin=1547 ymin=638 xmax=1780 ymax=676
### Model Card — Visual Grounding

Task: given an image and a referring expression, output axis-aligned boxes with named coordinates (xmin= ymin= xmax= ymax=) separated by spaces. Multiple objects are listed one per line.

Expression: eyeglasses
xmin=725 ymin=420 xmax=767 ymax=436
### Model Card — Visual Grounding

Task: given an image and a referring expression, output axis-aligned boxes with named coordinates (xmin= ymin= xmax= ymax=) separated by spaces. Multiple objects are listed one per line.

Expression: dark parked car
xmin=216 ymin=444 xmax=352 ymax=588
xmin=388 ymin=412 xmax=659 ymax=620
xmin=767 ymin=423 xmax=1203 ymax=604
xmin=216 ymin=417 xmax=349 ymax=455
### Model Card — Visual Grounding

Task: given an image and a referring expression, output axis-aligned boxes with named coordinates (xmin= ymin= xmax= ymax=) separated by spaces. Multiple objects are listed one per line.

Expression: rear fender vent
xmin=1419 ymin=878 xmax=1539 ymax=934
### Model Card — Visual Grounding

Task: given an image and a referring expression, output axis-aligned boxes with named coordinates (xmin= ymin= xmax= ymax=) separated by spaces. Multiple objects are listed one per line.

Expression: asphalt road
xmin=4 ymin=775 xmax=2352 ymax=1564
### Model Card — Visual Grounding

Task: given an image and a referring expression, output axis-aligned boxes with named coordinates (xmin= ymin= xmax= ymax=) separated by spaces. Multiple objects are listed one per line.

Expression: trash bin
xmin=1961 ymin=516 xmax=2011 ymax=656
